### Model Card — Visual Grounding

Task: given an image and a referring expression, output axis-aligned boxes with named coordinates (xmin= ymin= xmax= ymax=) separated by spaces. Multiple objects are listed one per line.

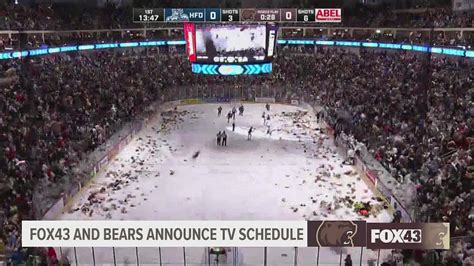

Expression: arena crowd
xmin=275 ymin=47 xmax=473 ymax=265
xmin=0 ymin=43 xmax=472 ymax=264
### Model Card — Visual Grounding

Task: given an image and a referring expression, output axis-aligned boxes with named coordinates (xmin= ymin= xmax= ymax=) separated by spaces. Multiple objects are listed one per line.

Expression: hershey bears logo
xmin=423 ymin=223 xmax=449 ymax=249
xmin=316 ymin=221 xmax=358 ymax=247
xmin=241 ymin=9 xmax=256 ymax=21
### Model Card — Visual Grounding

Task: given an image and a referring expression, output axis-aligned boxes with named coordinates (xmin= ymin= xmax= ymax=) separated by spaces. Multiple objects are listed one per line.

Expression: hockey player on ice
xmin=238 ymin=104 xmax=244 ymax=116
xmin=248 ymin=127 xmax=253 ymax=140
xmin=221 ymin=131 xmax=227 ymax=146
xmin=232 ymin=122 xmax=235 ymax=132
xmin=217 ymin=106 xmax=222 ymax=117
xmin=265 ymin=103 xmax=270 ymax=111
xmin=217 ymin=131 xmax=222 ymax=146
xmin=232 ymin=106 xmax=237 ymax=118
xmin=227 ymin=111 xmax=232 ymax=123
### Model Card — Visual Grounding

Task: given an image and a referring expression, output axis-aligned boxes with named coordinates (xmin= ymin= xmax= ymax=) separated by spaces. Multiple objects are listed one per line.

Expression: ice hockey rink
xmin=59 ymin=103 xmax=392 ymax=265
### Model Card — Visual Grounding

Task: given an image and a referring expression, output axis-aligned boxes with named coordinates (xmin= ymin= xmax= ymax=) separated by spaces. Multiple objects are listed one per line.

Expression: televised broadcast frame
xmin=3 ymin=1 xmax=470 ymax=265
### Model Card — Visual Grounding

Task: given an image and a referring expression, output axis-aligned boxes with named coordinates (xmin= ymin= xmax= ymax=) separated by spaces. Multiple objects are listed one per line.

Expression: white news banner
xmin=22 ymin=220 xmax=307 ymax=247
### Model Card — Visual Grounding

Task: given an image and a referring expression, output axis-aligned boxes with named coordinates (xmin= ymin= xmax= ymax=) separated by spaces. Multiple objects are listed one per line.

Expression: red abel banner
xmin=315 ymin=8 xmax=342 ymax=23
xmin=183 ymin=22 xmax=197 ymax=62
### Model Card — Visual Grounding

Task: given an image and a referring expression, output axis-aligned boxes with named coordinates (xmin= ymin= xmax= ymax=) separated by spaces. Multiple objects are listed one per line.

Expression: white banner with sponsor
xmin=22 ymin=221 xmax=306 ymax=247
xmin=255 ymin=97 xmax=276 ymax=103
xmin=315 ymin=8 xmax=342 ymax=23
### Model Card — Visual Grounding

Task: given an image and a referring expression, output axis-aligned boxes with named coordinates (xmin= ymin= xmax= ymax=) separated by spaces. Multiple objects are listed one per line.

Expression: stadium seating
xmin=0 ymin=44 xmax=472 ymax=264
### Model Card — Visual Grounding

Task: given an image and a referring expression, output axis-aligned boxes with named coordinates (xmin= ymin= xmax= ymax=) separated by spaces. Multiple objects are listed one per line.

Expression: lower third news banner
xmin=22 ymin=221 xmax=450 ymax=249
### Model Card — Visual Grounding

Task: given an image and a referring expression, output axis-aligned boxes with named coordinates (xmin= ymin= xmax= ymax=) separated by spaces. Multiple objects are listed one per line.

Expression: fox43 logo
xmin=371 ymin=229 xmax=422 ymax=244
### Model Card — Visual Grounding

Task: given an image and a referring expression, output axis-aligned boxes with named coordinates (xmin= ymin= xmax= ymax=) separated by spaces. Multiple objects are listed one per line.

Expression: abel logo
xmin=315 ymin=8 xmax=341 ymax=23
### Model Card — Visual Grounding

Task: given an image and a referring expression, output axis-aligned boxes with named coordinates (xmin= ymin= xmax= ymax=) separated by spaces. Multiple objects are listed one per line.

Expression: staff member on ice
xmin=217 ymin=131 xmax=222 ymax=146
xmin=222 ymin=131 xmax=227 ymax=146
xmin=248 ymin=127 xmax=253 ymax=140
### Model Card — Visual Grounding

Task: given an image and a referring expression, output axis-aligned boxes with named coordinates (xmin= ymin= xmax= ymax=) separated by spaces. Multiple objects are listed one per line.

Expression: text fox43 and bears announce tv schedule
xmin=133 ymin=8 xmax=342 ymax=23
xmin=23 ymin=220 xmax=450 ymax=250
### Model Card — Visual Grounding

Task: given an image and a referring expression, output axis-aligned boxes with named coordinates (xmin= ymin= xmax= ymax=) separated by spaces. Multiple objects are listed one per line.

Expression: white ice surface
xmin=59 ymin=103 xmax=392 ymax=265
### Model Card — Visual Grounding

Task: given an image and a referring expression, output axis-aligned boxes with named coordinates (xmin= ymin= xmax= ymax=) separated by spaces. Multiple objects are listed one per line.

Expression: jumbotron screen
xmin=184 ymin=23 xmax=278 ymax=64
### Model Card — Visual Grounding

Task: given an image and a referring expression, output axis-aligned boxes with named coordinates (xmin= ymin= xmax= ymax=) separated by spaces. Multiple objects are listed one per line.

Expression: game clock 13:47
xmin=138 ymin=14 xmax=161 ymax=22
xmin=133 ymin=8 xmax=164 ymax=23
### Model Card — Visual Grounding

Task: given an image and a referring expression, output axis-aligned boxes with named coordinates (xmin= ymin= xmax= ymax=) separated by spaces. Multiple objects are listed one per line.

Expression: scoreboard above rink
xmin=133 ymin=8 xmax=341 ymax=23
